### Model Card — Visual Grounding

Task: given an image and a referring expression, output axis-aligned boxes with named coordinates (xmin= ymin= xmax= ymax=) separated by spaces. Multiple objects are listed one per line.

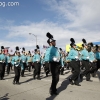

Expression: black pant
xmin=0 ymin=62 xmax=6 ymax=80
xmin=33 ymin=62 xmax=41 ymax=78
xmin=59 ymin=66 xmax=64 ymax=74
xmin=70 ymin=60 xmax=80 ymax=83
xmin=89 ymin=62 xmax=97 ymax=77
xmin=14 ymin=66 xmax=21 ymax=83
xmin=7 ymin=63 xmax=11 ymax=75
xmin=44 ymin=62 xmax=50 ymax=76
xmin=89 ymin=62 xmax=97 ymax=73
xmin=96 ymin=60 xmax=100 ymax=71
xmin=21 ymin=63 xmax=26 ymax=76
xmin=28 ymin=62 xmax=32 ymax=72
xmin=81 ymin=60 xmax=90 ymax=81
xmin=50 ymin=62 xmax=60 ymax=93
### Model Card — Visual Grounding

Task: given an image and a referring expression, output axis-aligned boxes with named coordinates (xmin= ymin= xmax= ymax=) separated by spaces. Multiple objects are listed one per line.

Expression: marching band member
xmin=45 ymin=32 xmax=60 ymax=95
xmin=59 ymin=48 xmax=64 ymax=75
xmin=95 ymin=45 xmax=100 ymax=72
xmin=88 ymin=43 xmax=97 ymax=77
xmin=6 ymin=53 xmax=12 ymax=75
xmin=42 ymin=55 xmax=50 ymax=77
xmin=27 ymin=51 xmax=32 ymax=72
xmin=80 ymin=39 xmax=92 ymax=82
xmin=20 ymin=47 xmax=27 ymax=77
xmin=12 ymin=46 xmax=21 ymax=85
xmin=67 ymin=38 xmax=81 ymax=86
xmin=32 ymin=45 xmax=41 ymax=80
xmin=0 ymin=46 xmax=6 ymax=80
xmin=44 ymin=41 xmax=51 ymax=77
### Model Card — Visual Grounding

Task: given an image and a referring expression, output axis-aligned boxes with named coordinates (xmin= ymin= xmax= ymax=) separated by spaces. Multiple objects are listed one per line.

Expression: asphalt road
xmin=0 ymin=68 xmax=100 ymax=100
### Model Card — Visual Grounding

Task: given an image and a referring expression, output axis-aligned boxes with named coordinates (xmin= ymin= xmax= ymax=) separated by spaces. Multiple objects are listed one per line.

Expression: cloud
xmin=0 ymin=0 xmax=100 ymax=51
xmin=0 ymin=20 xmax=99 ymax=51
xmin=44 ymin=0 xmax=100 ymax=31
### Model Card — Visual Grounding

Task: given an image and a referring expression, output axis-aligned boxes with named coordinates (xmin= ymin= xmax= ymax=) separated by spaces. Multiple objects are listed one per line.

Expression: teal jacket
xmin=0 ymin=54 xmax=6 ymax=63
xmin=95 ymin=52 xmax=100 ymax=60
xmin=60 ymin=53 xmax=64 ymax=67
xmin=88 ymin=51 xmax=95 ymax=62
xmin=67 ymin=48 xmax=78 ymax=60
xmin=66 ymin=56 xmax=71 ymax=62
xmin=6 ymin=55 xmax=12 ymax=66
xmin=12 ymin=55 xmax=21 ymax=67
xmin=80 ymin=48 xmax=89 ymax=60
xmin=44 ymin=46 xmax=60 ymax=62
xmin=32 ymin=54 xmax=41 ymax=63
xmin=20 ymin=54 xmax=27 ymax=69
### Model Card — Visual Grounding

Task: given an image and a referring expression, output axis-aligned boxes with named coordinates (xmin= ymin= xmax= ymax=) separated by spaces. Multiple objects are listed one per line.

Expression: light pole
xmin=29 ymin=33 xmax=37 ymax=45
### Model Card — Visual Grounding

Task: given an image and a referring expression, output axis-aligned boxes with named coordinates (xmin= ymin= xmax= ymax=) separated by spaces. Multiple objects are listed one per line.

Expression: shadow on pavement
xmin=46 ymin=75 xmax=72 ymax=100
xmin=20 ymin=78 xmax=34 ymax=84
xmin=0 ymin=93 xmax=10 ymax=100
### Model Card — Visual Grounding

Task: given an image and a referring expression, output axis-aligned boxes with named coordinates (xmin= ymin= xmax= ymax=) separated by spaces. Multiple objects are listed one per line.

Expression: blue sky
xmin=0 ymin=0 xmax=59 ymax=23
xmin=0 ymin=0 xmax=100 ymax=51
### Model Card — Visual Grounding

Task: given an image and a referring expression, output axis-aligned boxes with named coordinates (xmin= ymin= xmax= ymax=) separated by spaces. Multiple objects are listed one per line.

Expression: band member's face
xmin=85 ymin=45 xmax=88 ymax=49
xmin=37 ymin=50 xmax=40 ymax=54
xmin=17 ymin=52 xmax=20 ymax=56
xmin=73 ymin=45 xmax=76 ymax=49
xmin=52 ymin=41 xmax=56 ymax=46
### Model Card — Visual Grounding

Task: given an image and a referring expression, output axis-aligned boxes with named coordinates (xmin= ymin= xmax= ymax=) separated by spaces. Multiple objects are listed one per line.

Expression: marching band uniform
xmin=20 ymin=48 xmax=27 ymax=77
xmin=88 ymin=48 xmax=97 ymax=77
xmin=12 ymin=47 xmax=21 ymax=85
xmin=80 ymin=41 xmax=91 ymax=81
xmin=33 ymin=48 xmax=41 ymax=80
xmin=95 ymin=48 xmax=100 ymax=72
xmin=43 ymin=55 xmax=50 ymax=77
xmin=0 ymin=46 xmax=6 ymax=80
xmin=67 ymin=39 xmax=81 ymax=86
xmin=27 ymin=52 xmax=32 ymax=72
xmin=59 ymin=50 xmax=64 ymax=75
xmin=6 ymin=53 xmax=12 ymax=75
xmin=45 ymin=32 xmax=60 ymax=95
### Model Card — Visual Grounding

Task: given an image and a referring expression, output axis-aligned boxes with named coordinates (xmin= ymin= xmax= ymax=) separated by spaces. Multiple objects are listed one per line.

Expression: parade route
xmin=0 ymin=69 xmax=100 ymax=100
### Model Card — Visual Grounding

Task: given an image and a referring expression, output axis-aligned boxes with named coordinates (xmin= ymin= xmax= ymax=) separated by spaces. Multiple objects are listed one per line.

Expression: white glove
xmin=87 ymin=57 xmax=89 ymax=59
xmin=57 ymin=58 xmax=60 ymax=62
xmin=53 ymin=57 xmax=57 ymax=61
xmin=57 ymin=60 xmax=59 ymax=62
xmin=14 ymin=62 xmax=16 ymax=64
xmin=62 ymin=66 xmax=64 ymax=67
xmin=36 ymin=59 xmax=39 ymax=61
xmin=90 ymin=60 xmax=93 ymax=63
xmin=15 ymin=65 xmax=18 ymax=67
xmin=75 ymin=56 xmax=78 ymax=59
xmin=23 ymin=61 xmax=25 ymax=63
xmin=8 ymin=61 xmax=11 ymax=63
